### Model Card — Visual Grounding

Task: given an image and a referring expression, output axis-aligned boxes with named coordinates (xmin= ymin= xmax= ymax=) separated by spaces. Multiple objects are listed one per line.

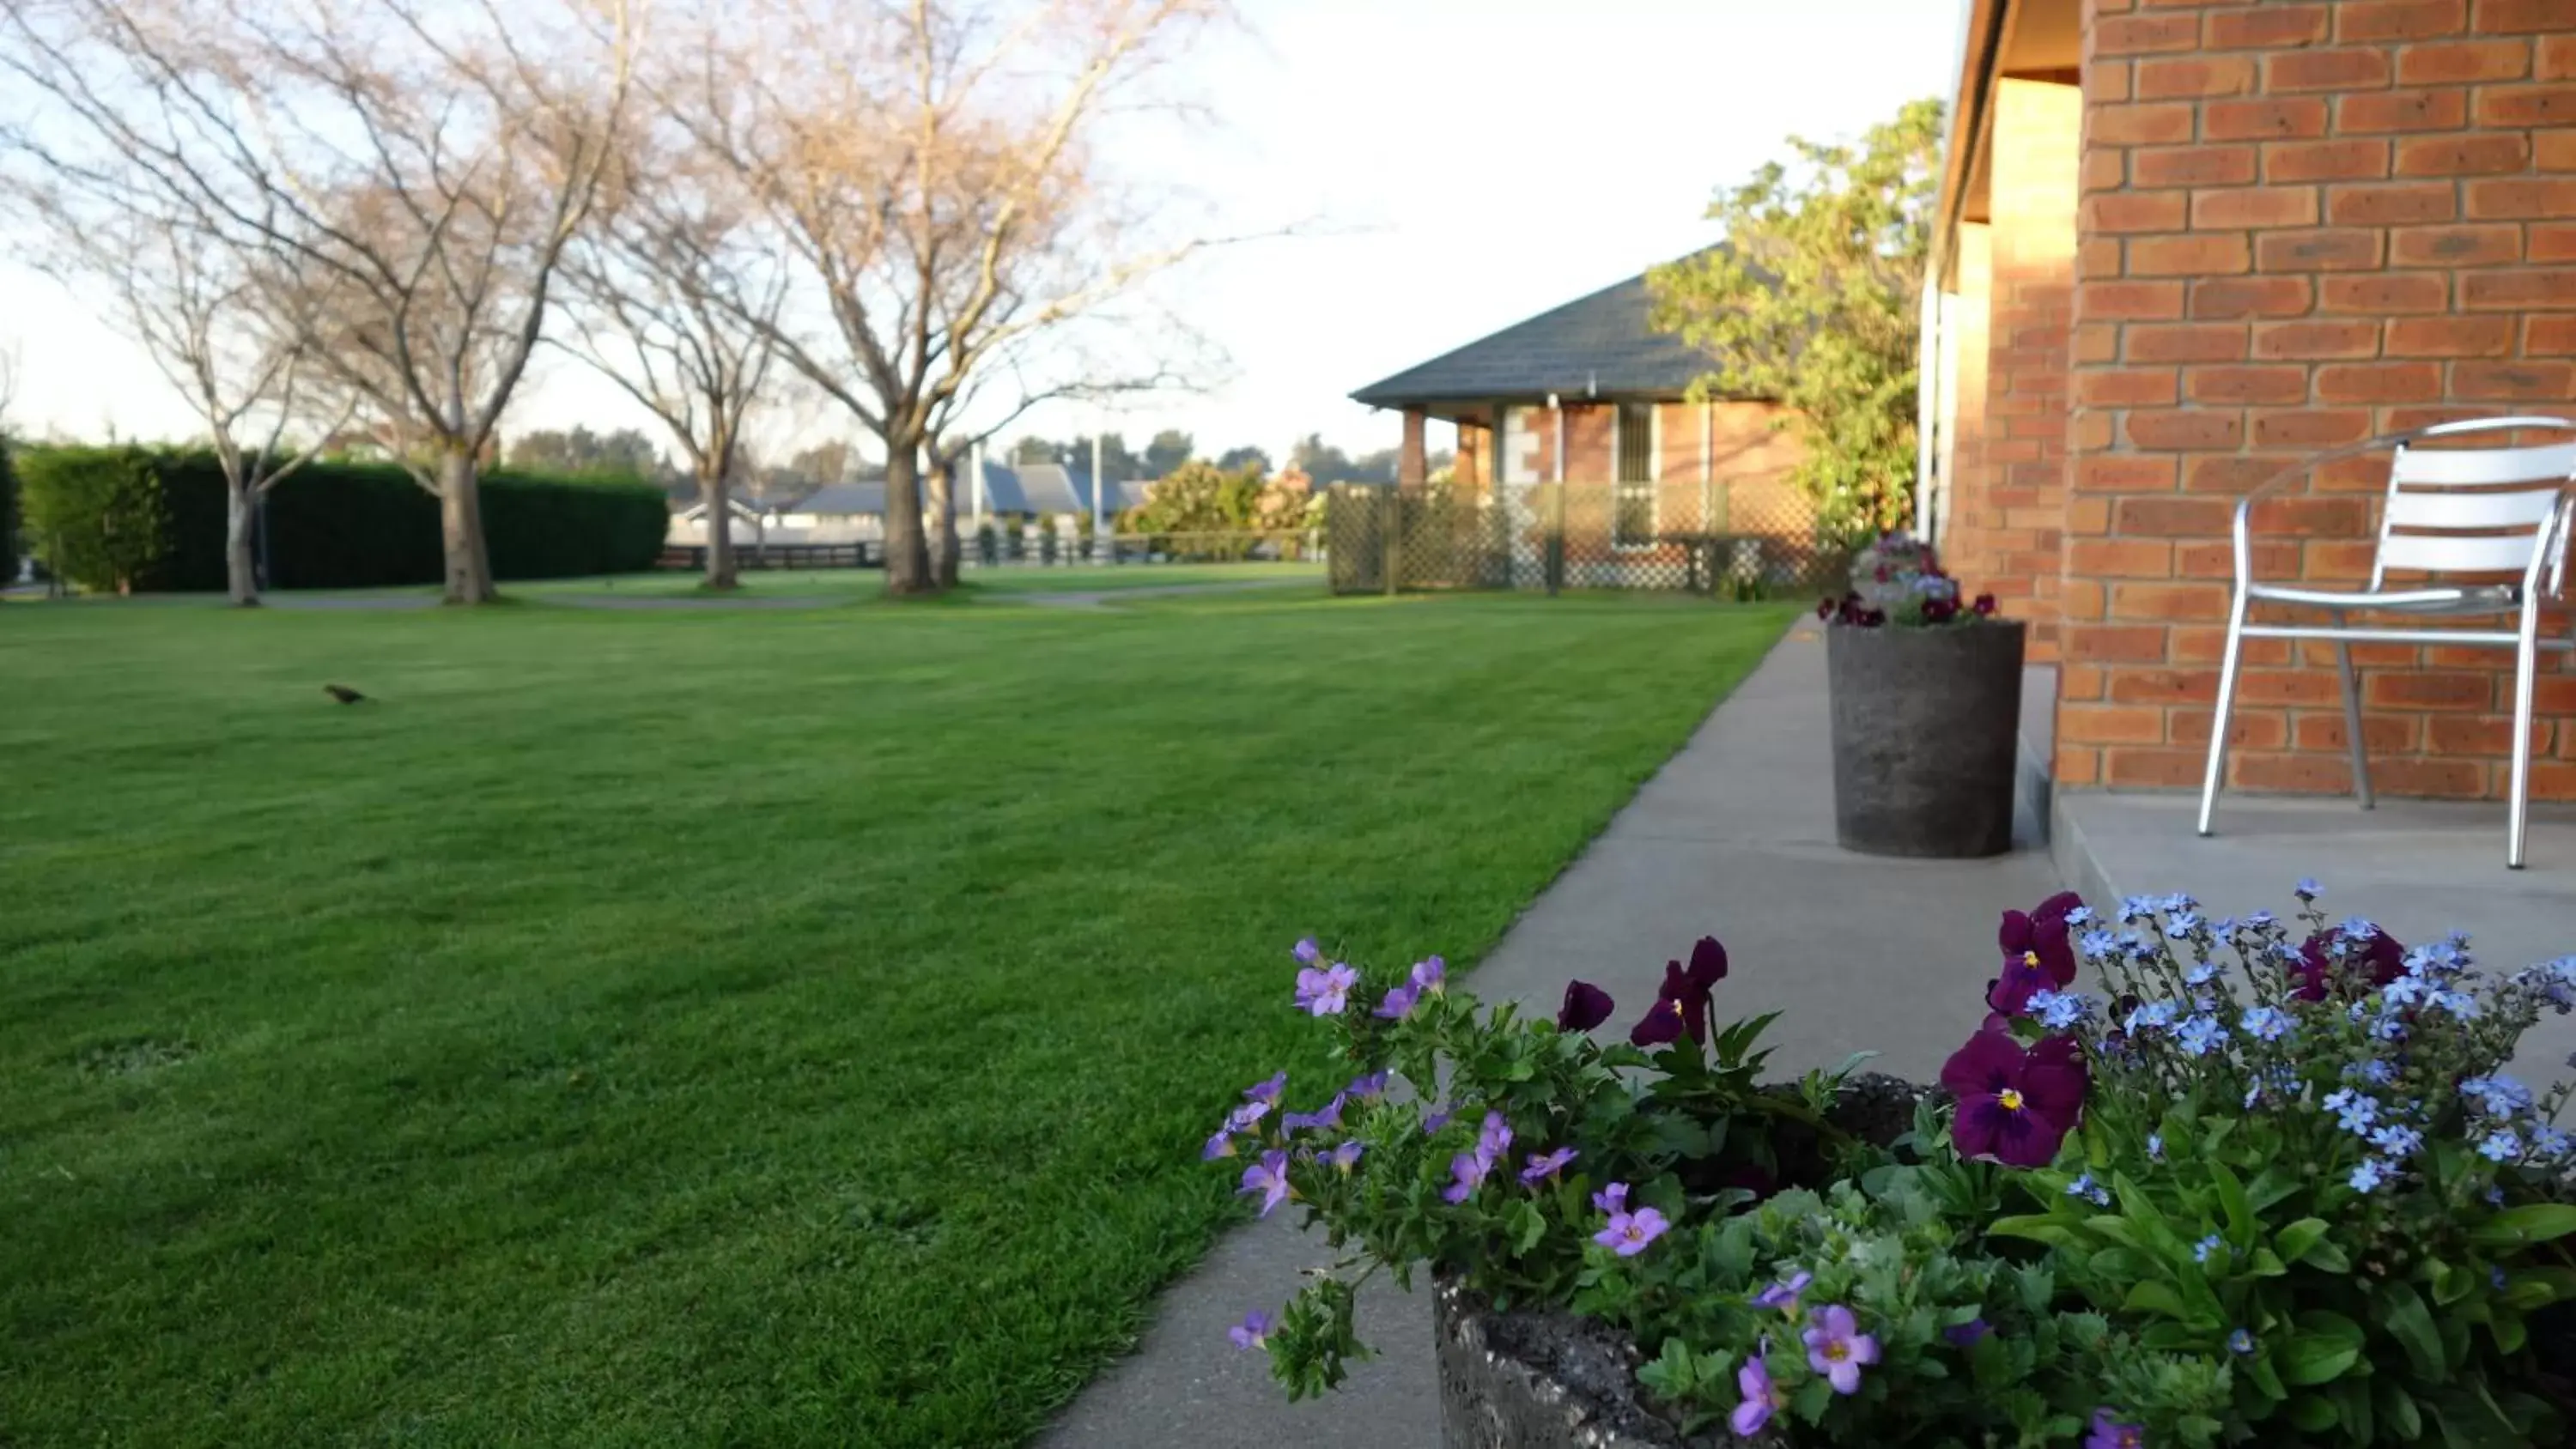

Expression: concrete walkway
xmin=1039 ymin=619 xmax=2066 ymax=1449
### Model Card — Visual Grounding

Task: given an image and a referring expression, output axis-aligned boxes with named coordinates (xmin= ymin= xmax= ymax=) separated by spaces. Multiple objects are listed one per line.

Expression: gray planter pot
xmin=1433 ymin=1077 xmax=1931 ymax=1449
xmin=1826 ymin=621 xmax=2027 ymax=859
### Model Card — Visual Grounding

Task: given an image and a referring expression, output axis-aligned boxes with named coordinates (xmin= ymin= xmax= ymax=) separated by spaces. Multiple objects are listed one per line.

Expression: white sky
xmin=0 ymin=0 xmax=1967 ymax=465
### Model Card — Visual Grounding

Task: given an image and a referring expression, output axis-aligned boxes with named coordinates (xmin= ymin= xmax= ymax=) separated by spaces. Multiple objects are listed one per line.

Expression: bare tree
xmin=556 ymin=124 xmax=784 ymax=590
xmin=0 ymin=336 xmax=19 ymax=433
xmin=0 ymin=0 xmax=635 ymax=603
xmin=683 ymin=0 xmax=1232 ymax=596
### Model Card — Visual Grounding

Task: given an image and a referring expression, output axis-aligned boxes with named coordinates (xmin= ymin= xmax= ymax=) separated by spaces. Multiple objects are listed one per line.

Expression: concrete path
xmin=1039 ymin=619 xmax=2067 ymax=1449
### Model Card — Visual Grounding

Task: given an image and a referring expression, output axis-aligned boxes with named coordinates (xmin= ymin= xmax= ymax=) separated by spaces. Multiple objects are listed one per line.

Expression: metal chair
xmin=2198 ymin=416 xmax=2576 ymax=870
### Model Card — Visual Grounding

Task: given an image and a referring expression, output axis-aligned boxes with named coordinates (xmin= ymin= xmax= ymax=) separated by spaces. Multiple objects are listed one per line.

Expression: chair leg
xmin=2508 ymin=605 xmax=2541 ymax=870
xmin=2333 ymin=621 xmax=2373 ymax=811
xmin=2198 ymin=587 xmax=2250 ymax=838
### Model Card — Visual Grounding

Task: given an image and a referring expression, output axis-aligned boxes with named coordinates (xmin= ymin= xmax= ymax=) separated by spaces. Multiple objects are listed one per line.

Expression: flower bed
xmin=1206 ymin=889 xmax=2576 ymax=1446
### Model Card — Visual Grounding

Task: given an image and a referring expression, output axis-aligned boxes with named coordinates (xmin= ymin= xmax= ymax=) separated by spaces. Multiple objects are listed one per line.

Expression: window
xmin=1613 ymin=403 xmax=1657 ymax=547
xmin=1501 ymin=406 xmax=1545 ymax=485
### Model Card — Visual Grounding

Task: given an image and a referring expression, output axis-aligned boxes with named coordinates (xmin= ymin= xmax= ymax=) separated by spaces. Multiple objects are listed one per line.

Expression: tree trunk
xmin=882 ymin=442 xmax=935 ymax=595
xmin=437 ymin=447 xmax=498 ymax=604
xmin=225 ymin=482 xmax=261 ymax=607
xmin=926 ymin=455 xmax=960 ymax=589
xmin=703 ymin=461 xmax=739 ymax=591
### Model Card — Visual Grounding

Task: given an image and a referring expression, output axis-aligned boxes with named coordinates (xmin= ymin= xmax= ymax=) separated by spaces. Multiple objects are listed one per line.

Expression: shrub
xmin=1224 ymin=886 xmax=2576 ymax=1447
xmin=9 ymin=446 xmax=666 ymax=591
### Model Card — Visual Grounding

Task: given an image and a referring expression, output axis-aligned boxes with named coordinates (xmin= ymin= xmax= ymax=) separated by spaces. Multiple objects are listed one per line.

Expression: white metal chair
xmin=2198 ymin=416 xmax=2576 ymax=869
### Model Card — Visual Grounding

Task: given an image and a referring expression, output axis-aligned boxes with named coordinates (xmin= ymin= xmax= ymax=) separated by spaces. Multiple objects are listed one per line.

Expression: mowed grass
xmin=0 ymin=590 xmax=1795 ymax=1447
xmin=282 ymin=559 xmax=1327 ymax=603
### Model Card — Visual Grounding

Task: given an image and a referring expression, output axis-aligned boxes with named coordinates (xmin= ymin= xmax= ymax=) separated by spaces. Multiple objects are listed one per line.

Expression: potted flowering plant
xmin=1213 ymin=888 xmax=2576 ymax=1447
xmin=1818 ymin=531 xmax=2017 ymax=858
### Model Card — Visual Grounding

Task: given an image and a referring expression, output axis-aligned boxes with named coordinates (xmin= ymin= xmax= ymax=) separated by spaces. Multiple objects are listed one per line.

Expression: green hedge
xmin=13 ymin=446 xmax=668 ymax=592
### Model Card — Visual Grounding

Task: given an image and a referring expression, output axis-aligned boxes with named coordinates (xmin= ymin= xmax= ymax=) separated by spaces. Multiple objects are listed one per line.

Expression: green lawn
xmin=0 ymin=591 xmax=1795 ymax=1447
xmin=227 ymin=559 xmax=1327 ymax=603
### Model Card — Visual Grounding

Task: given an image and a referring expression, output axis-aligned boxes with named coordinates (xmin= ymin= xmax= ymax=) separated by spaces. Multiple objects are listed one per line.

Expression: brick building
xmin=1924 ymin=0 xmax=2576 ymax=803
xmin=1353 ymin=270 xmax=1818 ymax=590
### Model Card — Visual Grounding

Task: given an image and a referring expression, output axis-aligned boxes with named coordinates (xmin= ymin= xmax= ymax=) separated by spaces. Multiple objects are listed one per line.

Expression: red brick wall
xmin=2061 ymin=0 xmax=2576 ymax=800
xmin=1949 ymin=79 xmax=2085 ymax=664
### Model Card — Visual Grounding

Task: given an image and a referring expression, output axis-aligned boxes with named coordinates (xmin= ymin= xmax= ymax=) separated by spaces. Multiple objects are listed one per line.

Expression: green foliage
xmin=1649 ymin=96 xmax=1946 ymax=544
xmin=505 ymin=425 xmax=668 ymax=479
xmin=0 ymin=593 xmax=1798 ymax=1446
xmin=1 ymin=431 xmax=20 ymax=579
xmin=11 ymin=446 xmax=665 ymax=591
xmin=17 ymin=445 xmax=169 ymax=594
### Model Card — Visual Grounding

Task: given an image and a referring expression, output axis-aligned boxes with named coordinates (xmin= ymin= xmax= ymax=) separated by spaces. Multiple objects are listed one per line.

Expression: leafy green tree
xmin=1215 ymin=445 xmax=1272 ymax=473
xmin=1143 ymin=429 xmax=1194 ymax=478
xmin=18 ymin=445 xmax=168 ymax=594
xmin=506 ymin=426 xmax=669 ymax=479
xmin=1649 ymin=96 xmax=1944 ymax=543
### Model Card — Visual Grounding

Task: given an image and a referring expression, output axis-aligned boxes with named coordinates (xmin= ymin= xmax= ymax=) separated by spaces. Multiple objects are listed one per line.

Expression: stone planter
xmin=1433 ymin=1077 xmax=1929 ymax=1449
xmin=1826 ymin=621 xmax=2026 ymax=859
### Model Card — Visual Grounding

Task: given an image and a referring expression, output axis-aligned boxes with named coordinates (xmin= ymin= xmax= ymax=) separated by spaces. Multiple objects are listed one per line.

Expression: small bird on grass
xmin=323 ymin=684 xmax=368 ymax=705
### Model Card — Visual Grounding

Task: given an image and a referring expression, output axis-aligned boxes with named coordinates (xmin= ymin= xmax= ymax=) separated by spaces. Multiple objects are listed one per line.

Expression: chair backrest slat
xmin=2382 ymin=488 xmax=2566 ymax=530
xmin=2391 ymin=441 xmax=2576 ymax=487
xmin=2379 ymin=531 xmax=2552 ymax=574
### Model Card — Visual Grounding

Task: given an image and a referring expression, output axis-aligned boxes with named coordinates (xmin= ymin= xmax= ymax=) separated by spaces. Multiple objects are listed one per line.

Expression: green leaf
xmin=2287 ymin=1393 xmax=2341 ymax=1432
xmin=1987 ymin=1214 xmax=2074 ymax=1246
xmin=1509 ymin=1200 xmax=1546 ymax=1256
xmin=2332 ymin=1376 xmax=2376 ymax=1444
xmin=2274 ymin=1217 xmax=2332 ymax=1265
xmin=2211 ymin=1161 xmax=2255 ymax=1245
xmin=2488 ymin=1308 xmax=2526 ymax=1355
xmin=2247 ymin=1350 xmax=2286 ymax=1402
xmin=2378 ymin=1380 xmax=2425 ymax=1442
xmin=2284 ymin=1311 xmax=2366 ymax=1386
xmin=1790 ymin=1374 xmax=1834 ymax=1426
xmin=2123 ymin=1281 xmax=2190 ymax=1319
xmin=2469 ymin=1203 xmax=2576 ymax=1250
xmin=2382 ymin=1282 xmax=2446 ymax=1379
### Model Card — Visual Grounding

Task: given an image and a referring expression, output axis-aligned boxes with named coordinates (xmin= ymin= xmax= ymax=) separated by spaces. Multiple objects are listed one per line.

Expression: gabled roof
xmin=1351 ymin=268 xmax=1720 ymax=415
xmin=793 ymin=482 xmax=886 ymax=516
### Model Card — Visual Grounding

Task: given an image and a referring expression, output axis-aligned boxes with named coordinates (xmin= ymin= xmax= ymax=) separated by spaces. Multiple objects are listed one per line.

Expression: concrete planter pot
xmin=1826 ymin=621 xmax=2026 ymax=858
xmin=1431 ymin=1077 xmax=1929 ymax=1449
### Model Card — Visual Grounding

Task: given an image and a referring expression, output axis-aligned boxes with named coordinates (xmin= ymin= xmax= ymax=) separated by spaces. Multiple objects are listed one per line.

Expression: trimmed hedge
xmin=13 ymin=446 xmax=667 ymax=591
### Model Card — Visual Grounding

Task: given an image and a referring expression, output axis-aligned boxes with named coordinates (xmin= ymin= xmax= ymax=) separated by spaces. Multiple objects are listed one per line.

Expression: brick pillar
xmin=1940 ymin=224 xmax=1994 ymax=547
xmin=2062 ymin=0 xmax=2576 ymax=800
xmin=1456 ymin=419 xmax=1488 ymax=493
xmin=1400 ymin=408 xmax=1428 ymax=486
xmin=1950 ymin=78 xmax=2082 ymax=664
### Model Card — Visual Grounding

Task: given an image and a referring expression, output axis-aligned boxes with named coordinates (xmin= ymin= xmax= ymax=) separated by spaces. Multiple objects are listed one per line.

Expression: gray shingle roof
xmin=1350 ymin=268 xmax=1726 ymax=411
xmin=793 ymin=482 xmax=885 ymax=516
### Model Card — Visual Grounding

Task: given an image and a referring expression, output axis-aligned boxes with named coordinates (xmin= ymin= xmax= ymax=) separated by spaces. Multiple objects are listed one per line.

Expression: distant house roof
xmin=794 ymin=482 xmax=886 ymax=516
xmin=1350 ymin=266 xmax=1728 ymax=421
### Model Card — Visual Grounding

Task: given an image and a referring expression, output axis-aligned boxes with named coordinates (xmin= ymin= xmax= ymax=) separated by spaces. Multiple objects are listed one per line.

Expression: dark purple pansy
xmin=1941 ymin=1028 xmax=2087 ymax=1168
xmin=2289 ymin=925 xmax=2407 ymax=1002
xmin=1558 ymin=979 xmax=1614 ymax=1032
xmin=1626 ymin=937 xmax=1729 ymax=1046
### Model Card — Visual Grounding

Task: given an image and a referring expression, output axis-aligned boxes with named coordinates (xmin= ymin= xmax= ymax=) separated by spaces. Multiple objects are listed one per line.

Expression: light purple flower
xmin=1294 ymin=963 xmax=1358 ymax=1016
xmin=1346 ymin=1070 xmax=1389 ymax=1100
xmin=2086 ymin=1410 xmax=2146 ymax=1449
xmin=1731 ymin=1354 xmax=1786 ymax=1438
xmin=1477 ymin=1112 xmax=1514 ymax=1165
xmin=1801 ymin=1305 xmax=1880 ymax=1394
xmin=1229 ymin=1309 xmax=1273 ymax=1350
xmin=1520 ymin=1148 xmax=1577 ymax=1185
xmin=1411 ymin=956 xmax=1447 ymax=994
xmin=1423 ymin=1107 xmax=1453 ymax=1136
xmin=1244 ymin=1072 xmax=1286 ymax=1106
xmin=1327 ymin=1140 xmax=1364 ymax=1173
xmin=1283 ymin=1093 xmax=1346 ymax=1134
xmin=1594 ymin=1205 xmax=1669 ymax=1257
xmin=1200 ymin=1131 xmax=1236 ymax=1161
xmin=1291 ymin=938 xmax=1321 ymax=966
xmin=1239 ymin=1149 xmax=1291 ymax=1217
xmin=1443 ymin=1150 xmax=1488 ymax=1203
xmin=1944 ymin=1318 xmax=1990 ymax=1348
xmin=1373 ymin=983 xmax=1419 ymax=1020
xmin=1752 ymin=1270 xmax=1813 ymax=1312
xmin=1592 ymin=1182 xmax=1629 ymax=1215
xmin=1225 ymin=1100 xmax=1270 ymax=1135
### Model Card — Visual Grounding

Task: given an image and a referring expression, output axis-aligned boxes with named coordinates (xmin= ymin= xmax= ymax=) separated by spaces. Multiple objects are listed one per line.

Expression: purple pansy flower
xmin=1558 ymin=979 xmax=1615 ymax=1032
xmin=1229 ymin=1309 xmax=1273 ymax=1350
xmin=1942 ymin=1028 xmax=2088 ymax=1167
xmin=1989 ymin=891 xmax=2085 ymax=1016
xmin=1943 ymin=1318 xmax=1991 ymax=1348
xmin=1594 ymin=1204 xmax=1669 ymax=1257
xmin=1239 ymin=1149 xmax=1291 ymax=1217
xmin=1373 ymin=982 xmax=1419 ymax=1020
xmin=2085 ymin=1410 xmax=2146 ymax=1449
xmin=1294 ymin=962 xmax=1359 ymax=1016
xmin=1443 ymin=1150 xmax=1489 ymax=1203
xmin=1627 ymin=937 xmax=1728 ymax=1046
xmin=2290 ymin=924 xmax=2407 ymax=1002
xmin=1731 ymin=1354 xmax=1788 ymax=1439
xmin=1519 ymin=1147 xmax=1577 ymax=1185
xmin=1801 ymin=1305 xmax=1880 ymax=1394
xmin=1752 ymin=1270 xmax=1813 ymax=1312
